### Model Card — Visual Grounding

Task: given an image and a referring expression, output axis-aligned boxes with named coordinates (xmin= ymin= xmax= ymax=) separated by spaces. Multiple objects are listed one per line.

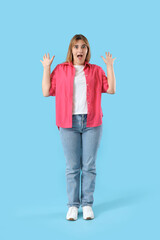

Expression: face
xmin=72 ymin=39 xmax=88 ymax=65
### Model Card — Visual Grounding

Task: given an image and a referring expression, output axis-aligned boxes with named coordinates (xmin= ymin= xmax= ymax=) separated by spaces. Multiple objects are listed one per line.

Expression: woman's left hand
xmin=101 ymin=52 xmax=116 ymax=65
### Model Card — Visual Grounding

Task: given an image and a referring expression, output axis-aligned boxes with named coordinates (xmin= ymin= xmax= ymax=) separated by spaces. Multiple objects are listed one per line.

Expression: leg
xmin=81 ymin=125 xmax=103 ymax=207
xmin=59 ymin=127 xmax=82 ymax=208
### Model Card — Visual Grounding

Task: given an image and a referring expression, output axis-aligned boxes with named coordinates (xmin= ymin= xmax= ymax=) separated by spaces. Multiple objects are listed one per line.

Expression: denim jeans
xmin=59 ymin=114 xmax=103 ymax=208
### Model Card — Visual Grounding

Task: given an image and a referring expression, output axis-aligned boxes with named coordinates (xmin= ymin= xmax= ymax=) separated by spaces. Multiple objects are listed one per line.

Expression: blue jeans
xmin=59 ymin=114 xmax=103 ymax=208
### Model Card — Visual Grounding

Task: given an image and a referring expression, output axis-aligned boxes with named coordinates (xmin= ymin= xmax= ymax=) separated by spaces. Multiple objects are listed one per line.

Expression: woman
xmin=40 ymin=34 xmax=116 ymax=221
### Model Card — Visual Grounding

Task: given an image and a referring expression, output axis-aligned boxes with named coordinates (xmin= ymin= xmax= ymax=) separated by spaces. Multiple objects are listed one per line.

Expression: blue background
xmin=0 ymin=0 xmax=160 ymax=239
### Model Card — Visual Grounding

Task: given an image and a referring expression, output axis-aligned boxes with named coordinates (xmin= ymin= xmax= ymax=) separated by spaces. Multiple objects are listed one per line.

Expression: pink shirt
xmin=49 ymin=61 xmax=109 ymax=130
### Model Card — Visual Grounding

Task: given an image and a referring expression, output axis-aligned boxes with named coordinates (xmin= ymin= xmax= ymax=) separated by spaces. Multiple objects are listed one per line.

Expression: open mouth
xmin=77 ymin=54 xmax=83 ymax=59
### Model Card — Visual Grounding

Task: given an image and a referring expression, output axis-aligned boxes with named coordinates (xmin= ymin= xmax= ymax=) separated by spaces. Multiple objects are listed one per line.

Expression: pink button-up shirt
xmin=49 ymin=61 xmax=109 ymax=130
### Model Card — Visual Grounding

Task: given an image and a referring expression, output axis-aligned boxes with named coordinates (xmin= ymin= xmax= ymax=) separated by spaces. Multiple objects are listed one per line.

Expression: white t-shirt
xmin=72 ymin=65 xmax=88 ymax=115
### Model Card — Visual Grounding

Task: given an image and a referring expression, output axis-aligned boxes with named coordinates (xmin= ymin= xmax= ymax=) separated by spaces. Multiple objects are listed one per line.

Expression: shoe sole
xmin=84 ymin=217 xmax=94 ymax=220
xmin=66 ymin=217 xmax=77 ymax=221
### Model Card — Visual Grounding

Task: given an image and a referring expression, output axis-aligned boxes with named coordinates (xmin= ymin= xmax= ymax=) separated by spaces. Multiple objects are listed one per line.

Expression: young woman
xmin=40 ymin=34 xmax=116 ymax=221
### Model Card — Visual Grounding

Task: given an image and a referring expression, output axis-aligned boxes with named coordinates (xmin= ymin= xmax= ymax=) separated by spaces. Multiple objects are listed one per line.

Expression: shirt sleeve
xmin=101 ymin=67 xmax=109 ymax=93
xmin=49 ymin=65 xmax=58 ymax=96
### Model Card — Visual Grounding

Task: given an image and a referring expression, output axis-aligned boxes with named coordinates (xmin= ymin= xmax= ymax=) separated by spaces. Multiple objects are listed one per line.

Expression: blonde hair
xmin=65 ymin=34 xmax=91 ymax=63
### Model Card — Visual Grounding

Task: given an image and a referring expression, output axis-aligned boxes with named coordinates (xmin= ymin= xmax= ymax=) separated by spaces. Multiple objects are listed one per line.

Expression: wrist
xmin=106 ymin=63 xmax=113 ymax=68
xmin=44 ymin=65 xmax=51 ymax=70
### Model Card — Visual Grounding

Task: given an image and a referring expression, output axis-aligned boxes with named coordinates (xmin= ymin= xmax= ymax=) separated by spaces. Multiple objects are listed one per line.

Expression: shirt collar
xmin=62 ymin=61 xmax=90 ymax=68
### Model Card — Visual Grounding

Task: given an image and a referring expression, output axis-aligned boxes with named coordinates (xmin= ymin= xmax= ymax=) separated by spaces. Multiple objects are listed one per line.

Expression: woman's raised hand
xmin=101 ymin=52 xmax=116 ymax=66
xmin=40 ymin=53 xmax=55 ymax=68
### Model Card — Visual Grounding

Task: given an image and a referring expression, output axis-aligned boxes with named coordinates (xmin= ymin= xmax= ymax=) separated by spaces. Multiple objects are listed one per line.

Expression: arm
xmin=40 ymin=53 xmax=55 ymax=97
xmin=106 ymin=64 xmax=116 ymax=94
xmin=101 ymin=52 xmax=116 ymax=94
xmin=42 ymin=66 xmax=51 ymax=97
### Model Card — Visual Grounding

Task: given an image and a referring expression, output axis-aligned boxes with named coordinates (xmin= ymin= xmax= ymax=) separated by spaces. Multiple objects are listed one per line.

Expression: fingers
xmin=42 ymin=53 xmax=55 ymax=60
xmin=43 ymin=53 xmax=46 ymax=60
xmin=40 ymin=53 xmax=55 ymax=66
xmin=43 ymin=53 xmax=47 ymax=60
xmin=105 ymin=52 xmax=114 ymax=58
xmin=106 ymin=52 xmax=111 ymax=55
xmin=51 ymin=55 xmax=55 ymax=61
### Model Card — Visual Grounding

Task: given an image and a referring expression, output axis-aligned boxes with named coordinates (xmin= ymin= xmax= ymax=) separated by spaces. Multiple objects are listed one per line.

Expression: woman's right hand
xmin=40 ymin=53 xmax=55 ymax=68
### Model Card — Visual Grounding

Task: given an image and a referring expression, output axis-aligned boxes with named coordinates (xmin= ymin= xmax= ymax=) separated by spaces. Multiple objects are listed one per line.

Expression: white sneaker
xmin=82 ymin=206 xmax=94 ymax=220
xmin=66 ymin=206 xmax=78 ymax=221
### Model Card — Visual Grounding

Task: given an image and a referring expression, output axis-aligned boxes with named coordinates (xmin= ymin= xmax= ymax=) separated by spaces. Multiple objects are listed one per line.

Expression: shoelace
xmin=83 ymin=207 xmax=92 ymax=211
xmin=69 ymin=207 xmax=78 ymax=215
xmin=83 ymin=207 xmax=93 ymax=215
xmin=85 ymin=210 xmax=93 ymax=214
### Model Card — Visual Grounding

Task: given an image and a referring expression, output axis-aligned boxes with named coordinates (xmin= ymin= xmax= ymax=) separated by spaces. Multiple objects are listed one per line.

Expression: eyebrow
xmin=74 ymin=44 xmax=86 ymax=46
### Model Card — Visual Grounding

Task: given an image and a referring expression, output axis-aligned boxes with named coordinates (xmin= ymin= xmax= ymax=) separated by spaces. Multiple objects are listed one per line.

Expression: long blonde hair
xmin=65 ymin=34 xmax=91 ymax=63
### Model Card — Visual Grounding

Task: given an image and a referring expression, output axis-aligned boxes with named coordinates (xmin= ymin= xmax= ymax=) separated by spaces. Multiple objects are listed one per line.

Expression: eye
xmin=74 ymin=45 xmax=78 ymax=48
xmin=82 ymin=45 xmax=86 ymax=48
